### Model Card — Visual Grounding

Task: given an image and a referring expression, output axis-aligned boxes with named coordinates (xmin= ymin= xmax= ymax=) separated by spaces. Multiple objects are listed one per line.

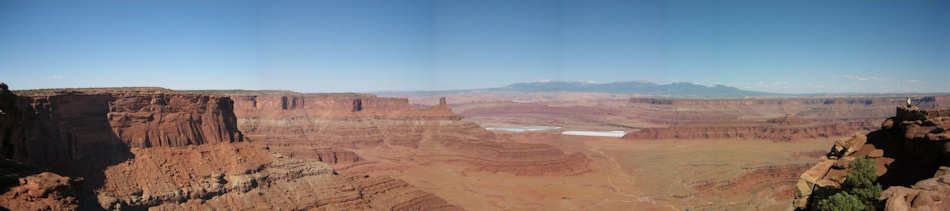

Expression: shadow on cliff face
xmin=0 ymin=159 xmax=42 ymax=195
xmin=16 ymin=95 xmax=133 ymax=210
xmin=866 ymin=126 xmax=944 ymax=188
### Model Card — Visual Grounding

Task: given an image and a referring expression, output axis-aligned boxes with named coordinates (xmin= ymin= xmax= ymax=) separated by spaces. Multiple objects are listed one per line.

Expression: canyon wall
xmin=0 ymin=83 xmax=25 ymax=161
xmin=11 ymin=88 xmax=243 ymax=178
xmin=794 ymin=105 xmax=950 ymax=210
xmin=1 ymin=84 xmax=81 ymax=210
xmin=626 ymin=96 xmax=944 ymax=128
xmin=1 ymin=86 xmax=460 ymax=210
xmin=231 ymin=93 xmax=460 ymax=149
xmin=228 ymin=92 xmax=590 ymax=176
xmin=624 ymin=116 xmax=852 ymax=141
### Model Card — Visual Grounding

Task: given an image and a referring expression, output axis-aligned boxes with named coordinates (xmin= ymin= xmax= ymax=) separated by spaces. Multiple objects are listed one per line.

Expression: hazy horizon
xmin=2 ymin=0 xmax=948 ymax=93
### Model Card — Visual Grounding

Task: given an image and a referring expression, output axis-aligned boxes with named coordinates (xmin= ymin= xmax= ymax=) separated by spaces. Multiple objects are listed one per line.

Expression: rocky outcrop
xmin=792 ymin=133 xmax=873 ymax=208
xmin=314 ymin=148 xmax=362 ymax=165
xmin=624 ymin=116 xmax=851 ymax=141
xmin=793 ymin=105 xmax=950 ymax=209
xmin=879 ymin=167 xmax=950 ymax=211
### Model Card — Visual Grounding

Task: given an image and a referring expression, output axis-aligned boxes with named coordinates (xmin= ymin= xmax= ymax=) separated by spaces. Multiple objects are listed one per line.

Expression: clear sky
xmin=1 ymin=0 xmax=948 ymax=93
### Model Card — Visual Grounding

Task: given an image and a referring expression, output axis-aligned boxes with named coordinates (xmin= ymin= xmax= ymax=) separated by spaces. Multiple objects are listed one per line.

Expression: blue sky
xmin=1 ymin=0 xmax=947 ymax=93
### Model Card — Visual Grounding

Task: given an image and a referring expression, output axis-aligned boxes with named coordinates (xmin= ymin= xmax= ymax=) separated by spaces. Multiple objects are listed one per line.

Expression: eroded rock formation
xmin=314 ymin=148 xmax=363 ymax=165
xmin=794 ymin=105 xmax=950 ymax=210
xmin=97 ymin=143 xmax=459 ymax=210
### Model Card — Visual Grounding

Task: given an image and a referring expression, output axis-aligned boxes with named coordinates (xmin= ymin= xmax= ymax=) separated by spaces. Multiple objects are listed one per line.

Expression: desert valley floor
xmin=380 ymin=135 xmax=834 ymax=210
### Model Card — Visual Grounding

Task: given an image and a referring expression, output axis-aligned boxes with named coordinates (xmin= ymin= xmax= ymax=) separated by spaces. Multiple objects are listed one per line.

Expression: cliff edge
xmin=794 ymin=105 xmax=950 ymax=210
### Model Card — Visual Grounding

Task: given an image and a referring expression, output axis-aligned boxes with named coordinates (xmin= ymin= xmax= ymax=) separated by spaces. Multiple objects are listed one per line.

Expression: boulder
xmin=794 ymin=159 xmax=836 ymax=207
xmin=831 ymin=134 xmax=867 ymax=157
xmin=880 ymin=173 xmax=950 ymax=211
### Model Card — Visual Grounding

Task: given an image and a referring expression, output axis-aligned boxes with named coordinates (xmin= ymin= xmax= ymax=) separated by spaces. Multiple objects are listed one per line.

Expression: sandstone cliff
xmin=231 ymin=93 xmax=459 ymax=149
xmin=794 ymin=105 xmax=950 ymax=210
xmin=1 ymin=85 xmax=460 ymax=210
xmin=10 ymin=88 xmax=243 ymax=183
xmin=626 ymin=96 xmax=942 ymax=132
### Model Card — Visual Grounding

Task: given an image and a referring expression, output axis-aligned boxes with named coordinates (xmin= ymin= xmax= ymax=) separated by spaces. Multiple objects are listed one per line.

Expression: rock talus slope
xmin=794 ymin=105 xmax=950 ymax=210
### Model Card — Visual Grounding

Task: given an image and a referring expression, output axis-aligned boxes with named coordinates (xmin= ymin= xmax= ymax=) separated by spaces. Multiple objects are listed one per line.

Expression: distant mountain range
xmin=378 ymin=81 xmax=778 ymax=98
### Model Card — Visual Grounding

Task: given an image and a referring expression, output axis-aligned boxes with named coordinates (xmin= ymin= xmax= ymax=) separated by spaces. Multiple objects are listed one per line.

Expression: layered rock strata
xmin=626 ymin=96 xmax=945 ymax=132
xmin=793 ymin=105 xmax=950 ymax=210
xmin=11 ymin=88 xmax=244 ymax=178
xmin=97 ymin=143 xmax=460 ymax=210
xmin=624 ymin=116 xmax=851 ymax=141
xmin=227 ymin=92 xmax=590 ymax=176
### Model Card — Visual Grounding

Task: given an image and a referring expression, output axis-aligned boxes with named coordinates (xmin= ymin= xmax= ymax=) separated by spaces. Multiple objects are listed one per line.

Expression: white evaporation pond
xmin=484 ymin=126 xmax=561 ymax=133
xmin=560 ymin=130 xmax=627 ymax=138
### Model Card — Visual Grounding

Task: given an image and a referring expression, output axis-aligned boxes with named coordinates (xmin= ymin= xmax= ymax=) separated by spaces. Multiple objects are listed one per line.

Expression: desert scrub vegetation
xmin=812 ymin=157 xmax=883 ymax=211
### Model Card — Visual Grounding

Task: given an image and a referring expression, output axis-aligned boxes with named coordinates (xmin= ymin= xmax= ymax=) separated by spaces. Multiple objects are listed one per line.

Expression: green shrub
xmin=817 ymin=192 xmax=866 ymax=211
xmin=813 ymin=157 xmax=882 ymax=211
xmin=843 ymin=158 xmax=877 ymax=189
xmin=851 ymin=184 xmax=882 ymax=209
xmin=844 ymin=158 xmax=882 ymax=209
